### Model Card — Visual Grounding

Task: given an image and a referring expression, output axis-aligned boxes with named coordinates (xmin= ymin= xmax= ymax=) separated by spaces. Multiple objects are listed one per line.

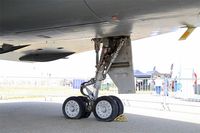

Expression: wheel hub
xmin=65 ymin=100 xmax=80 ymax=118
xmin=101 ymin=106 xmax=107 ymax=113
xmin=96 ymin=100 xmax=112 ymax=119
xmin=69 ymin=105 xmax=75 ymax=112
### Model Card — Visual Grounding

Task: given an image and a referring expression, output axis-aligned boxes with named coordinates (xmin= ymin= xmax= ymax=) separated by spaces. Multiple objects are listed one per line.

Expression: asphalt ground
xmin=0 ymin=101 xmax=200 ymax=133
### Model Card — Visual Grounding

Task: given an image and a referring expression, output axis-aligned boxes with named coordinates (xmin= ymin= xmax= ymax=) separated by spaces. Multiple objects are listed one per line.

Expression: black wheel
xmin=109 ymin=95 xmax=124 ymax=116
xmin=93 ymin=96 xmax=118 ymax=122
xmin=62 ymin=96 xmax=85 ymax=119
xmin=77 ymin=96 xmax=91 ymax=118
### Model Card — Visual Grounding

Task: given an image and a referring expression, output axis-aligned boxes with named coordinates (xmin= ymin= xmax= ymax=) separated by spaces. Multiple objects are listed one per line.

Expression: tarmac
xmin=0 ymin=94 xmax=200 ymax=133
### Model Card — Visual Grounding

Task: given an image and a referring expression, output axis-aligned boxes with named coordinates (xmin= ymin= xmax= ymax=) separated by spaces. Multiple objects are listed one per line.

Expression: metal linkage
xmin=80 ymin=37 xmax=128 ymax=100
xmin=104 ymin=38 xmax=127 ymax=74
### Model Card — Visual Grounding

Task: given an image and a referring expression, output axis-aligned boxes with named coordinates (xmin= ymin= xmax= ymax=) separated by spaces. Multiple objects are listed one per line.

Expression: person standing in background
xmin=155 ymin=77 xmax=162 ymax=95
xmin=162 ymin=77 xmax=170 ymax=111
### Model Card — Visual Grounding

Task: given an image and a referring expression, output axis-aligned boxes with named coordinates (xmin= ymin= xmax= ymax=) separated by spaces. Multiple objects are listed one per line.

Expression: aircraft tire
xmin=77 ymin=96 xmax=91 ymax=118
xmin=93 ymin=96 xmax=118 ymax=122
xmin=109 ymin=95 xmax=124 ymax=116
xmin=62 ymin=96 xmax=85 ymax=119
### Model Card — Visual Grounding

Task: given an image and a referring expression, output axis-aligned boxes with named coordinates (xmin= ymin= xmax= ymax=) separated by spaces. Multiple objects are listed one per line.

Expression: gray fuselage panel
xmin=0 ymin=0 xmax=101 ymax=34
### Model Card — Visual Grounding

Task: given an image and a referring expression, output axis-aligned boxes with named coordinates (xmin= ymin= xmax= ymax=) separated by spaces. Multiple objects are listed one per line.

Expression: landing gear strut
xmin=62 ymin=36 xmax=129 ymax=121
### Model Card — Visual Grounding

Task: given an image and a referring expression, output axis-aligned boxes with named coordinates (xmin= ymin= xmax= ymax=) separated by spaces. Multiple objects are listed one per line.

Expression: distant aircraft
xmin=0 ymin=0 xmax=200 ymax=121
xmin=150 ymin=64 xmax=174 ymax=78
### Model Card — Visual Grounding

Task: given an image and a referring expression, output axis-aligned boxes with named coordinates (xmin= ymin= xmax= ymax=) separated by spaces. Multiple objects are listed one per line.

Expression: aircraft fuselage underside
xmin=1 ymin=0 xmax=200 ymax=43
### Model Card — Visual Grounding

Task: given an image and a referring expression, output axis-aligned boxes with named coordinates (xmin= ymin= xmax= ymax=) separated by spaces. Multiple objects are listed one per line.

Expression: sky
xmin=0 ymin=28 xmax=200 ymax=79
xmin=132 ymin=28 xmax=200 ymax=78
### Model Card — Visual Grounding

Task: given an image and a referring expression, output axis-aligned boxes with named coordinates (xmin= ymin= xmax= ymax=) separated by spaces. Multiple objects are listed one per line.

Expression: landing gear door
xmin=108 ymin=38 xmax=135 ymax=94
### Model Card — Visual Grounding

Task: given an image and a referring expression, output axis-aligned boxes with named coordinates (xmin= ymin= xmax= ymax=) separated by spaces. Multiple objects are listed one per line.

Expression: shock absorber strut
xmin=80 ymin=36 xmax=129 ymax=101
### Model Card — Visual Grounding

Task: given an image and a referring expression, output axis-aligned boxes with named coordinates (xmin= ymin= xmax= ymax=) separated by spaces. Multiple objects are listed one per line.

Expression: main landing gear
xmin=62 ymin=36 xmax=128 ymax=122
